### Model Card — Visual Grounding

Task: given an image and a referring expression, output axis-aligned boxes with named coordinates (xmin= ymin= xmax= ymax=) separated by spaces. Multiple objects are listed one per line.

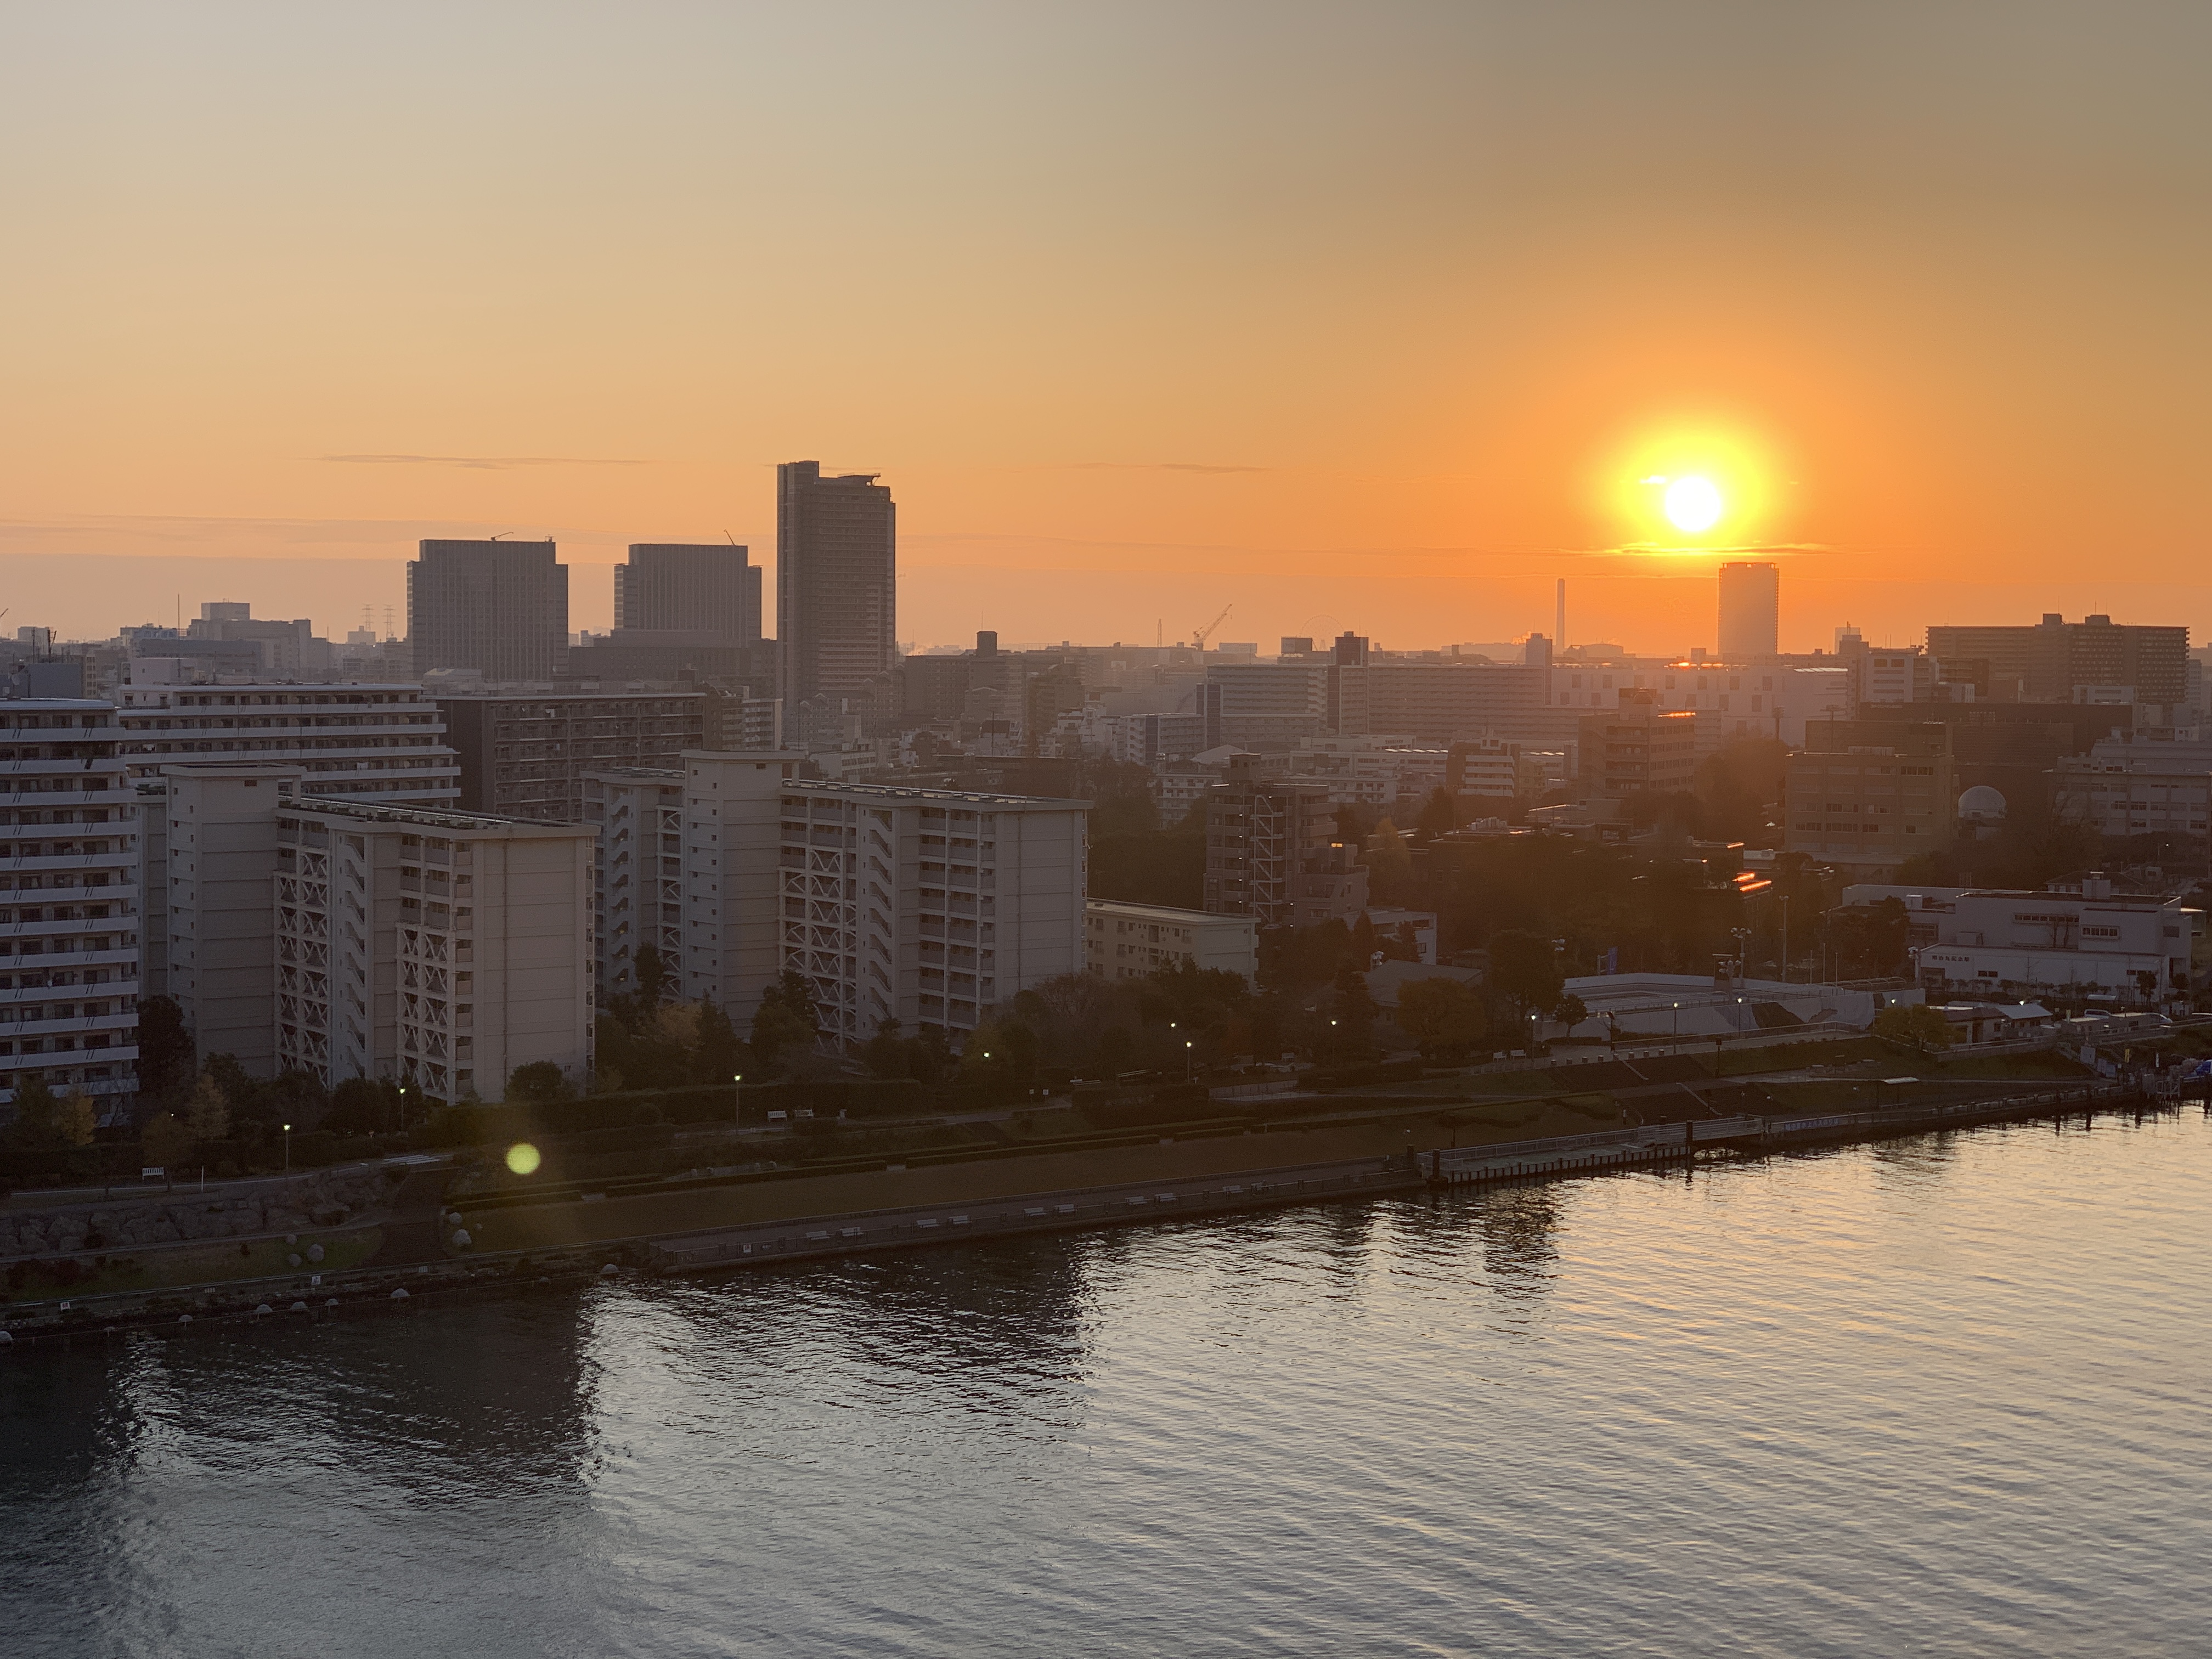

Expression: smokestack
xmin=1555 ymin=578 xmax=1566 ymax=649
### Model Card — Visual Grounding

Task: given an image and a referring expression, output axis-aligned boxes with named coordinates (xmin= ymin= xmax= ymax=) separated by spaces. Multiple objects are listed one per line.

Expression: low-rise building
xmin=1085 ymin=900 xmax=1257 ymax=984
xmin=1843 ymin=877 xmax=2201 ymax=1006
xmin=1785 ymin=720 xmax=1956 ymax=874
xmin=1203 ymin=757 xmax=1369 ymax=928
xmin=0 ymin=700 xmax=141 ymax=1116
xmin=1577 ymin=703 xmax=1697 ymax=797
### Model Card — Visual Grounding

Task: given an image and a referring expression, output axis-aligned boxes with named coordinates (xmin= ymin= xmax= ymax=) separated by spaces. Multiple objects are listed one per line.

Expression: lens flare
xmin=505 ymin=1142 xmax=541 ymax=1176
xmin=1663 ymin=475 xmax=1724 ymax=532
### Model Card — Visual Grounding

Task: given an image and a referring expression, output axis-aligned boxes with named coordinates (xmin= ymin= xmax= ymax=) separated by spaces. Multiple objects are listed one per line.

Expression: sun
xmin=1662 ymin=475 xmax=1724 ymax=533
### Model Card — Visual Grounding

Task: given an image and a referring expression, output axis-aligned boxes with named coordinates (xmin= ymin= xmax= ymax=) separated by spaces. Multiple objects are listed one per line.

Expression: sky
xmin=1 ymin=2 xmax=2207 ymax=654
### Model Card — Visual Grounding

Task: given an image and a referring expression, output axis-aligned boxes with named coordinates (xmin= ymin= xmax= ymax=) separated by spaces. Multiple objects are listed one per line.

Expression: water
xmin=5 ymin=1113 xmax=2209 ymax=1658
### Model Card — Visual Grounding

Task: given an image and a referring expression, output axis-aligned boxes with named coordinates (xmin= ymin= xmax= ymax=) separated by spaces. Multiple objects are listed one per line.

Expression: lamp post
xmin=1184 ymin=1039 xmax=1194 ymax=1084
xmin=283 ymin=1122 xmax=292 ymax=1173
xmin=732 ymin=1072 xmax=743 ymax=1131
xmin=397 ymin=1084 xmax=408 ymax=1135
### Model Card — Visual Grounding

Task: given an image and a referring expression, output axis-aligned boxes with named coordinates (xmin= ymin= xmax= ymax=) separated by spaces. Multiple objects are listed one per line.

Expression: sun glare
xmin=1663 ymin=475 xmax=1724 ymax=533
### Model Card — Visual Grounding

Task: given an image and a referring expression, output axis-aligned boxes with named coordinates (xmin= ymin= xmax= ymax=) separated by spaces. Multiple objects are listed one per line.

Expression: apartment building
xmin=1086 ymin=900 xmax=1257 ymax=984
xmin=1784 ymin=721 xmax=1956 ymax=874
xmin=583 ymin=768 xmax=685 ymax=998
xmin=2052 ymin=738 xmax=2212 ymax=841
xmin=1203 ymin=758 xmax=1368 ymax=927
xmin=438 ymin=691 xmax=706 ymax=821
xmin=676 ymin=753 xmax=1087 ymax=1045
xmin=117 ymin=683 xmax=460 ymax=805
xmin=273 ymin=800 xmax=595 ymax=1102
xmin=1577 ymin=704 xmax=1697 ymax=798
xmin=0 ymin=700 xmax=140 ymax=1115
xmin=1928 ymin=614 xmax=2187 ymax=707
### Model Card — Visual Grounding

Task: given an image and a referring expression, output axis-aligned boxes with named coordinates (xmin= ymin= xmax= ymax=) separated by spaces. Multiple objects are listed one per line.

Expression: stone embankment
xmin=0 ymin=1167 xmax=391 ymax=1258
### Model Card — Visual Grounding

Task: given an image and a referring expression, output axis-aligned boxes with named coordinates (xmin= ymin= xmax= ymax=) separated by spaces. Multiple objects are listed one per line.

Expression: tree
xmin=863 ymin=1017 xmax=911 ymax=1080
xmin=1873 ymin=1003 xmax=1954 ymax=1053
xmin=1551 ymin=992 xmax=1590 ymax=1034
xmin=135 ymin=994 xmax=194 ymax=1104
xmin=7 ymin=1076 xmax=60 ymax=1148
xmin=1364 ymin=820 xmax=1414 ymax=905
xmin=1488 ymin=929 xmax=1565 ymax=1035
xmin=143 ymin=1110 xmax=193 ymax=1172
xmin=57 ymin=1090 xmax=97 ymax=1148
xmin=751 ymin=998 xmax=817 ymax=1071
xmin=506 ymin=1061 xmax=571 ymax=1104
xmin=186 ymin=1071 xmax=231 ymax=1143
xmin=1414 ymin=786 xmax=1460 ymax=843
xmin=689 ymin=1000 xmax=744 ymax=1085
xmin=634 ymin=942 xmax=670 ymax=1009
xmin=327 ymin=1076 xmax=398 ymax=1135
xmin=1396 ymin=977 xmax=1488 ymax=1060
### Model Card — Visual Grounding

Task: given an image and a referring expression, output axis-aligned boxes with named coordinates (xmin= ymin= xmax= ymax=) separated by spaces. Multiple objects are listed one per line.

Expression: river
xmin=4 ymin=1110 xmax=2208 ymax=1657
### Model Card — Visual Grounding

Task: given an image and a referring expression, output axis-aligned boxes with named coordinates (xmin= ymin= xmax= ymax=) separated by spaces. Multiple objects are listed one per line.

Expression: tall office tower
xmin=0 ymin=700 xmax=140 ymax=1119
xmin=407 ymin=539 xmax=569 ymax=684
xmin=1718 ymin=562 xmax=1781 ymax=660
xmin=614 ymin=544 xmax=763 ymax=645
xmin=776 ymin=461 xmax=896 ymax=722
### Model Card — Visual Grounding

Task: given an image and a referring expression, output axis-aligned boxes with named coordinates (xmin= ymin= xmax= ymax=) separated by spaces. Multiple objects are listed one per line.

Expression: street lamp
xmin=732 ymin=1072 xmax=743 ymax=1131
xmin=397 ymin=1084 xmax=409 ymax=1135
xmin=283 ymin=1122 xmax=292 ymax=1173
xmin=1184 ymin=1039 xmax=1194 ymax=1083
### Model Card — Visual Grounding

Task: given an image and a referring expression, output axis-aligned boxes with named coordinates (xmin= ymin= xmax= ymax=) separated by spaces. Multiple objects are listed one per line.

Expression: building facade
xmin=272 ymin=799 xmax=596 ymax=1101
xmin=1576 ymin=704 xmax=1698 ymax=797
xmin=1784 ymin=721 xmax=1956 ymax=874
xmin=0 ymin=701 xmax=140 ymax=1116
xmin=118 ymin=683 xmax=459 ymax=805
xmin=615 ymin=543 xmax=763 ymax=645
xmin=1202 ymin=758 xmax=1369 ymax=927
xmin=676 ymin=754 xmax=1087 ymax=1045
xmin=407 ymin=538 xmax=571 ymax=684
xmin=438 ymin=691 xmax=707 ymax=821
xmin=583 ymin=768 xmax=685 ymax=998
xmin=1086 ymin=900 xmax=1258 ymax=984
xmin=777 ymin=461 xmax=896 ymax=725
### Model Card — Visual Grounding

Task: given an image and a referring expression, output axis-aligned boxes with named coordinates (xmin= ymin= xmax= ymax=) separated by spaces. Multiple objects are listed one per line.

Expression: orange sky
xmin=2 ymin=4 xmax=2207 ymax=654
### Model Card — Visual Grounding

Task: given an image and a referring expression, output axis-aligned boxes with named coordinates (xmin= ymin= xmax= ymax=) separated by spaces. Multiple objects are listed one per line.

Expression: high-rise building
xmin=776 ymin=461 xmax=896 ymax=725
xmin=615 ymin=544 xmax=762 ymax=645
xmin=1718 ymin=562 xmax=1781 ymax=660
xmin=407 ymin=539 xmax=570 ymax=684
xmin=1784 ymin=720 xmax=1956 ymax=874
xmin=676 ymin=753 xmax=1087 ymax=1043
xmin=117 ymin=684 xmax=460 ymax=805
xmin=272 ymin=798 xmax=595 ymax=1101
xmin=0 ymin=700 xmax=141 ymax=1119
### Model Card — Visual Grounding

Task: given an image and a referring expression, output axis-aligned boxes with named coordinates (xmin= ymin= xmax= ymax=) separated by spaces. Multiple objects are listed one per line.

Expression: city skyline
xmin=3 ymin=5 xmax=2209 ymax=653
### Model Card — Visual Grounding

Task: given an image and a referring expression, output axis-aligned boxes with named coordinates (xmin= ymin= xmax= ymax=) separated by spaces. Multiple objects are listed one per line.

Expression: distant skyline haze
xmin=1 ymin=2 xmax=2205 ymax=652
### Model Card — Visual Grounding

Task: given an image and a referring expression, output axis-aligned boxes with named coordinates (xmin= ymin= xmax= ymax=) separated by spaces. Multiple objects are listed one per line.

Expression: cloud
xmin=318 ymin=454 xmax=649 ymax=470
xmin=1063 ymin=461 xmax=1269 ymax=475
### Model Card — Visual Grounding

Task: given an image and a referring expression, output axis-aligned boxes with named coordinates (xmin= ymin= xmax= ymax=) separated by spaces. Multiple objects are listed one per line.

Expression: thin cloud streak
xmin=319 ymin=454 xmax=650 ymax=470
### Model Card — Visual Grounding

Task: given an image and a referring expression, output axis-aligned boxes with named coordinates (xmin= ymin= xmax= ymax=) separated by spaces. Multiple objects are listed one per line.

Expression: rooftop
xmin=1086 ymin=899 xmax=1245 ymax=924
xmin=786 ymin=780 xmax=1092 ymax=810
xmin=280 ymin=798 xmax=596 ymax=837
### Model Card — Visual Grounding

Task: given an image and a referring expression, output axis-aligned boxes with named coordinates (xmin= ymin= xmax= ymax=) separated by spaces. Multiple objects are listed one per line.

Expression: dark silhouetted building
xmin=1928 ymin=614 xmax=2187 ymax=707
xmin=1718 ymin=562 xmax=1780 ymax=661
xmin=408 ymin=540 xmax=569 ymax=684
xmin=777 ymin=461 xmax=895 ymax=723
xmin=615 ymin=543 xmax=761 ymax=645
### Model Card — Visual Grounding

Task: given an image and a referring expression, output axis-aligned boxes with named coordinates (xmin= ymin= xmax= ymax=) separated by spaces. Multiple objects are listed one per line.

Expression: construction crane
xmin=1190 ymin=603 xmax=1233 ymax=651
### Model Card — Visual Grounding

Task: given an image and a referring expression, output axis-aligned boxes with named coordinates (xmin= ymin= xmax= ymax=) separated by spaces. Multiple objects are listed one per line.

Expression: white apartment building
xmin=678 ymin=752 xmax=1088 ymax=1046
xmin=583 ymin=768 xmax=685 ymax=997
xmin=0 ymin=701 xmax=140 ymax=1115
xmin=273 ymin=799 xmax=595 ymax=1102
xmin=156 ymin=765 xmax=301 ymax=1076
xmin=117 ymin=682 xmax=460 ymax=804
xmin=1086 ymin=900 xmax=1258 ymax=984
xmin=1844 ymin=878 xmax=2203 ymax=1006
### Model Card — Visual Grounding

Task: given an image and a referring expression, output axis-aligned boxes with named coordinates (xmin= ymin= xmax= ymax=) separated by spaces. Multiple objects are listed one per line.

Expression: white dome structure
xmin=1959 ymin=785 xmax=2007 ymax=824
